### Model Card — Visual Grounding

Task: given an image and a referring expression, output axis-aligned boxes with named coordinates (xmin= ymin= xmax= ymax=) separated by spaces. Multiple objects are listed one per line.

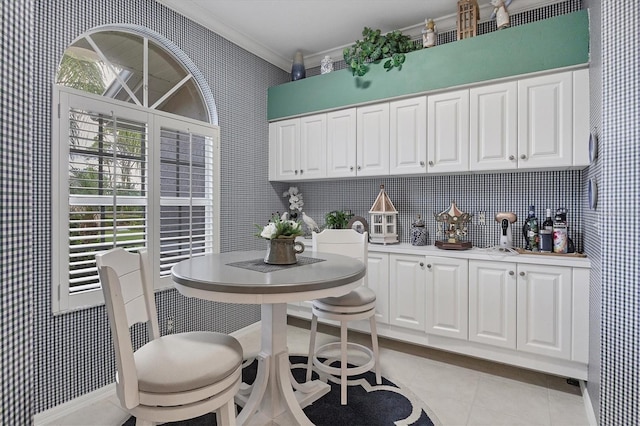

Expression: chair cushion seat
xmin=134 ymin=331 xmax=243 ymax=394
xmin=317 ymin=286 xmax=376 ymax=307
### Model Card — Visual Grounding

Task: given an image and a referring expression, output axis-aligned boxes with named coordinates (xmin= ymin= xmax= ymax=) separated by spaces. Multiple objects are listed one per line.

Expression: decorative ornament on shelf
xmin=490 ymin=0 xmax=513 ymax=29
xmin=320 ymin=55 xmax=334 ymax=74
xmin=411 ymin=215 xmax=428 ymax=246
xmin=256 ymin=214 xmax=304 ymax=265
xmin=457 ymin=0 xmax=480 ymax=40
xmin=434 ymin=201 xmax=473 ymax=250
xmin=291 ymin=50 xmax=306 ymax=81
xmin=368 ymin=184 xmax=399 ymax=245
xmin=422 ymin=19 xmax=437 ymax=48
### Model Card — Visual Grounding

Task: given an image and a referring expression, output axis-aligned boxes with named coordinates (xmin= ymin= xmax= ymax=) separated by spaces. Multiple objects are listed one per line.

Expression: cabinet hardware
xmin=520 ymin=154 xmax=527 ymax=160
xmin=509 ymin=155 xmax=515 ymax=161
xmin=300 ymin=169 xmax=304 ymax=175
xmin=294 ymin=170 xmax=298 ymax=175
xmin=428 ymin=161 xmax=434 ymax=166
xmin=509 ymin=270 xmax=515 ymax=275
xmin=419 ymin=262 xmax=425 ymax=267
xmin=420 ymin=161 xmax=425 ymax=166
xmin=350 ymin=166 xmax=354 ymax=171
xmin=519 ymin=271 xmax=525 ymax=276
xmin=426 ymin=263 xmax=432 ymax=269
xmin=357 ymin=165 xmax=361 ymax=170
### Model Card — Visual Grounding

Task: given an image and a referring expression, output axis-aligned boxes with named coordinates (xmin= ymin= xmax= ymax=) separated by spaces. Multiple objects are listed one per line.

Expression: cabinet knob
xmin=509 ymin=270 xmax=515 ymax=276
xmin=294 ymin=170 xmax=298 ymax=175
xmin=419 ymin=262 xmax=424 ymax=267
xmin=509 ymin=155 xmax=515 ymax=161
xmin=300 ymin=169 xmax=304 ymax=175
xmin=519 ymin=271 xmax=525 ymax=276
xmin=428 ymin=161 xmax=434 ymax=166
xmin=350 ymin=166 xmax=354 ymax=171
xmin=420 ymin=161 xmax=425 ymax=167
xmin=427 ymin=264 xmax=432 ymax=269
xmin=520 ymin=154 xmax=527 ymax=160
xmin=357 ymin=165 xmax=361 ymax=171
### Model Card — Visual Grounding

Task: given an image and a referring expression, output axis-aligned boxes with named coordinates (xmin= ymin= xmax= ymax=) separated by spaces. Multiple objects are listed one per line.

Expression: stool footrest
xmin=312 ymin=342 xmax=375 ymax=377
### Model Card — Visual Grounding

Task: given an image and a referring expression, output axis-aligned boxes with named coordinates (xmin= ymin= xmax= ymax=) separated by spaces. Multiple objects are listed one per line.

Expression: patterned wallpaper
xmin=3 ymin=0 xmax=637 ymax=424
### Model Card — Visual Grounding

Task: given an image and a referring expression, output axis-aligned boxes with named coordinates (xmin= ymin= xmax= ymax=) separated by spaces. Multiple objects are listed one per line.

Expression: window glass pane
xmin=156 ymin=79 xmax=208 ymax=122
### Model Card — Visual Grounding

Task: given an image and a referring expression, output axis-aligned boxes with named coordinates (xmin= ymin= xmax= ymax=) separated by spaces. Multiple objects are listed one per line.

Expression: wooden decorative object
xmin=457 ymin=0 xmax=480 ymax=40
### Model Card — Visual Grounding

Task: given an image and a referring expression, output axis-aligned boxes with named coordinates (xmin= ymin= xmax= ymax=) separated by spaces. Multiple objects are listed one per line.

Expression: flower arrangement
xmin=283 ymin=186 xmax=304 ymax=212
xmin=256 ymin=214 xmax=303 ymax=240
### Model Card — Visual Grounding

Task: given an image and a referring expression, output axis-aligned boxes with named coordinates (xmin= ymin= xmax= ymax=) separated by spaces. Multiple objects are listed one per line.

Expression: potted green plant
xmin=343 ymin=27 xmax=421 ymax=77
xmin=324 ymin=210 xmax=354 ymax=229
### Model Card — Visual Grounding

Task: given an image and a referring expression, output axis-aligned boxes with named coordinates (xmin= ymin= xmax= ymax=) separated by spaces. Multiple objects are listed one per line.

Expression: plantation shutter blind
xmin=158 ymin=119 xmax=218 ymax=277
xmin=67 ymin=105 xmax=148 ymax=293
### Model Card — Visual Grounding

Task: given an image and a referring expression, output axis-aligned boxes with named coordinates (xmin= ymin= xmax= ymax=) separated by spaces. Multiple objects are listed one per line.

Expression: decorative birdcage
xmin=369 ymin=184 xmax=398 ymax=245
xmin=457 ymin=0 xmax=480 ymax=40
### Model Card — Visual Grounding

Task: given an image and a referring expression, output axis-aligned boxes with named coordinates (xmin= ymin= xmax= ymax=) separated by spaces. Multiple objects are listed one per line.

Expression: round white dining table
xmin=171 ymin=250 xmax=366 ymax=426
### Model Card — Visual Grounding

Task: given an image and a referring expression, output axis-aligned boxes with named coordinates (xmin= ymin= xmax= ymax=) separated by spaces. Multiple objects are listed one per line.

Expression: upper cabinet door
xmin=270 ymin=118 xmax=300 ymax=181
xmin=299 ymin=114 xmax=327 ymax=179
xmin=470 ymin=82 xmax=518 ymax=171
xmin=427 ymin=90 xmax=469 ymax=173
xmin=389 ymin=97 xmax=427 ymax=175
xmin=517 ymin=72 xmax=572 ymax=169
xmin=357 ymin=103 xmax=390 ymax=176
xmin=326 ymin=108 xmax=357 ymax=178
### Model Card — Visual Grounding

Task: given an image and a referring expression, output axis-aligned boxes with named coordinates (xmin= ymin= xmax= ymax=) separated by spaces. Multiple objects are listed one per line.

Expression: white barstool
xmin=305 ymin=229 xmax=382 ymax=405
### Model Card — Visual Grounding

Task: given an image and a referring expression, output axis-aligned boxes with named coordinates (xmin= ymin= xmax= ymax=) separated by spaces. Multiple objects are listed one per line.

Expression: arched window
xmin=53 ymin=26 xmax=220 ymax=313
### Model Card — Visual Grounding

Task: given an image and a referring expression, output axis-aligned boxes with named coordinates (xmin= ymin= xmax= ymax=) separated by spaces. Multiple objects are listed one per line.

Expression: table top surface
xmin=171 ymin=250 xmax=366 ymax=295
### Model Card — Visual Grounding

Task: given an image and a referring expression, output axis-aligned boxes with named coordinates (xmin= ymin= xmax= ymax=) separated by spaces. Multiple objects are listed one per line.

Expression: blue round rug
xmin=123 ymin=355 xmax=440 ymax=425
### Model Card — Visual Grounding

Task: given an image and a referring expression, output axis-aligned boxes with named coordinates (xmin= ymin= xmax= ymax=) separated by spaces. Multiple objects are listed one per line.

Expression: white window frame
xmin=52 ymin=86 xmax=220 ymax=313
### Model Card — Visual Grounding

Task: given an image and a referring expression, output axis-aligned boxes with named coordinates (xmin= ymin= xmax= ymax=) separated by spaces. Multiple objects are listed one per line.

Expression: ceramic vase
xmin=320 ymin=56 xmax=333 ymax=74
xmin=291 ymin=51 xmax=306 ymax=81
xmin=264 ymin=237 xmax=305 ymax=265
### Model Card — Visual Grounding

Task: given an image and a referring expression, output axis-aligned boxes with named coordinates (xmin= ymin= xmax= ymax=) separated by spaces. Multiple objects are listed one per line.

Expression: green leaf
xmin=384 ymin=59 xmax=392 ymax=69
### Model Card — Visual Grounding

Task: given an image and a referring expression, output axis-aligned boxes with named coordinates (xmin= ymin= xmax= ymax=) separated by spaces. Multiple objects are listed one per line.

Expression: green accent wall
xmin=268 ymin=10 xmax=589 ymax=120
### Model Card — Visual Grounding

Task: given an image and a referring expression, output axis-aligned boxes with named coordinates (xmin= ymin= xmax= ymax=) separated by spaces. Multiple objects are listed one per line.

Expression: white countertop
xmin=297 ymin=238 xmax=591 ymax=268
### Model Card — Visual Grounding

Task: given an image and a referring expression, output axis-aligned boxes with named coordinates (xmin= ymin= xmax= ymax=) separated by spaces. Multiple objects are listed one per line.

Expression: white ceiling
xmin=156 ymin=0 xmax=562 ymax=71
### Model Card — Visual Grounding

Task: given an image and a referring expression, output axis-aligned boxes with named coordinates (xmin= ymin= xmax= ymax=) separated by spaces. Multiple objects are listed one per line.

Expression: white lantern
xmin=368 ymin=184 xmax=399 ymax=245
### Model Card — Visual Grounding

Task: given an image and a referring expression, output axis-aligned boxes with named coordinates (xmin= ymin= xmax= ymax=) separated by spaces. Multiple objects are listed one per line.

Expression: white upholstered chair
xmin=306 ymin=229 xmax=382 ymax=405
xmin=96 ymin=248 xmax=243 ymax=426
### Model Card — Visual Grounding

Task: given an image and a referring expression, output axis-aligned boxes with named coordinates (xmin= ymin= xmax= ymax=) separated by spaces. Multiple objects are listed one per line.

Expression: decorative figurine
xmin=422 ymin=19 xmax=437 ymax=48
xmin=434 ymin=201 xmax=473 ymax=250
xmin=320 ymin=55 xmax=334 ymax=74
xmin=369 ymin=184 xmax=399 ymax=245
xmin=490 ymin=0 xmax=512 ymax=29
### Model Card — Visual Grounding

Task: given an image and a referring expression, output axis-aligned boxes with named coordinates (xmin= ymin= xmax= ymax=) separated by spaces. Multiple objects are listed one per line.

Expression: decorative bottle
xmin=524 ymin=205 xmax=539 ymax=252
xmin=291 ymin=51 xmax=306 ymax=81
xmin=553 ymin=208 xmax=568 ymax=253
xmin=410 ymin=215 xmax=428 ymax=246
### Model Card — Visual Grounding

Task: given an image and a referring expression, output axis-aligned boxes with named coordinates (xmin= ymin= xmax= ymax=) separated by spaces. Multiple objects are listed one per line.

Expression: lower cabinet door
xmin=469 ymin=260 xmax=517 ymax=349
xmin=516 ymin=264 xmax=572 ymax=359
xmin=389 ymin=254 xmax=426 ymax=330
xmin=367 ymin=252 xmax=389 ymax=324
xmin=425 ymin=257 xmax=468 ymax=340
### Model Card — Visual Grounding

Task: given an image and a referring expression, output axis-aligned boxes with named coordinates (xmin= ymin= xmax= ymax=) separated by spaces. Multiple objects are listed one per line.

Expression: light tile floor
xmin=44 ymin=319 xmax=590 ymax=426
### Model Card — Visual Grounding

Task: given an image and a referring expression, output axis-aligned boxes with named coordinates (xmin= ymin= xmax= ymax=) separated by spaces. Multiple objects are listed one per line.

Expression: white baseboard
xmin=32 ymin=323 xmax=261 ymax=426
xmin=580 ymin=380 xmax=598 ymax=426
xmin=33 ymin=383 xmax=117 ymax=425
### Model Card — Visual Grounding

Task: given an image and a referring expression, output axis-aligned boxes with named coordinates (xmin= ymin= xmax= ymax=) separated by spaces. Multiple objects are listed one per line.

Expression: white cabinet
xmin=425 ymin=256 xmax=468 ymax=340
xmin=389 ymin=254 xmax=426 ymax=331
xmin=356 ymin=103 xmax=390 ymax=176
xmin=269 ymin=115 xmax=326 ymax=181
xmin=517 ymin=264 xmax=572 ymax=359
xmin=469 ymin=82 xmax=518 ymax=171
xmin=469 ymin=260 xmax=575 ymax=360
xmin=389 ymin=97 xmax=427 ymax=175
xmin=367 ymin=252 xmax=389 ymax=324
xmin=469 ymin=260 xmax=517 ymax=349
xmin=517 ymin=72 xmax=573 ymax=169
xmin=326 ymin=108 xmax=357 ymax=178
xmin=427 ymin=90 xmax=469 ymax=173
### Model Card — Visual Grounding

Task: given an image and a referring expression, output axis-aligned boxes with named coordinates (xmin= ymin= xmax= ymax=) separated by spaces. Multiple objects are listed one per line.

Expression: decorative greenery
xmin=256 ymin=214 xmax=303 ymax=240
xmin=324 ymin=210 xmax=354 ymax=230
xmin=343 ymin=27 xmax=421 ymax=77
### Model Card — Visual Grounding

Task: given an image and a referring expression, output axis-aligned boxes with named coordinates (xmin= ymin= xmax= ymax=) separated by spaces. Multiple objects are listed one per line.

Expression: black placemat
xmin=227 ymin=256 xmax=325 ymax=273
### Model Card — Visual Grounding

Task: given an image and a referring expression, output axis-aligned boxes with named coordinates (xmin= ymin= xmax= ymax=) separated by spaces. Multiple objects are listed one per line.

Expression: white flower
xmin=260 ymin=222 xmax=278 ymax=239
xmin=288 ymin=220 xmax=301 ymax=231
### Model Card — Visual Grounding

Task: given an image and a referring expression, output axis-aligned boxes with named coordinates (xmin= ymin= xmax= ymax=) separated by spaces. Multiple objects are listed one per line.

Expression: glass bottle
xmin=525 ymin=205 xmax=540 ymax=252
xmin=553 ymin=208 xmax=568 ymax=253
